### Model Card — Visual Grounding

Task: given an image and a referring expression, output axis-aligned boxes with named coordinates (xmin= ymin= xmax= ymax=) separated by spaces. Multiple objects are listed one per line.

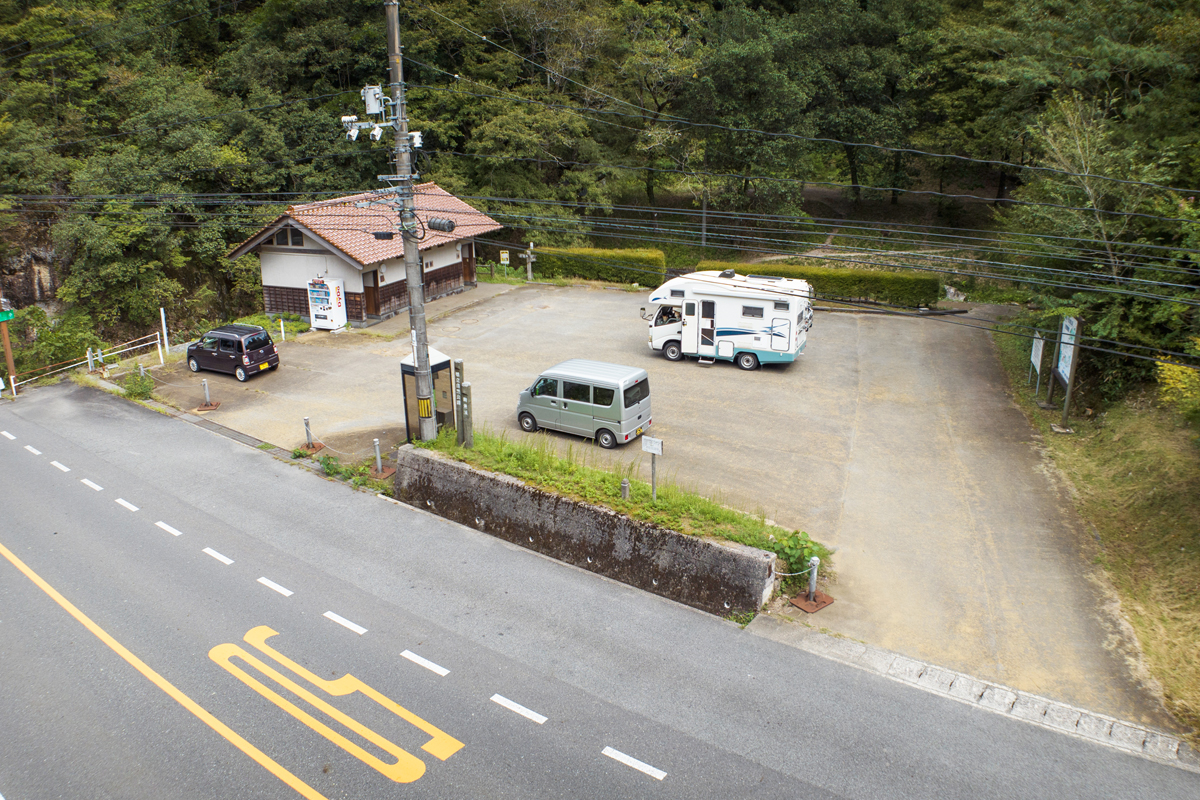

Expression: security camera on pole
xmin=341 ymin=2 xmax=437 ymax=441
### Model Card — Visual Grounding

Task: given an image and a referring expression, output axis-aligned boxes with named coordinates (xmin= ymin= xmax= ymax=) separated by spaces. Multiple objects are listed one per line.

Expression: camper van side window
xmin=774 ymin=301 xmax=789 ymax=311
xmin=742 ymin=306 xmax=764 ymax=318
xmin=670 ymin=289 xmax=684 ymax=297
xmin=532 ymin=377 xmax=558 ymax=397
xmin=563 ymin=381 xmax=591 ymax=403
xmin=623 ymin=379 xmax=650 ymax=409
xmin=593 ymin=387 xmax=614 ymax=407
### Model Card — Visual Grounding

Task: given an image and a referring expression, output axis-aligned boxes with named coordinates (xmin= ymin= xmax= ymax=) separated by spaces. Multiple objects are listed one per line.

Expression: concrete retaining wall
xmin=393 ymin=446 xmax=777 ymax=615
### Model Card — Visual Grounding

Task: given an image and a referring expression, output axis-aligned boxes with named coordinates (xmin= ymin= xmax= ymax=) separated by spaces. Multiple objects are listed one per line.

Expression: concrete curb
xmin=747 ymin=614 xmax=1196 ymax=771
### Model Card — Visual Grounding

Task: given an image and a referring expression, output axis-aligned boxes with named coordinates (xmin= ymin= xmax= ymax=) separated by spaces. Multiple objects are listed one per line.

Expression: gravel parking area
xmin=150 ymin=282 xmax=1173 ymax=728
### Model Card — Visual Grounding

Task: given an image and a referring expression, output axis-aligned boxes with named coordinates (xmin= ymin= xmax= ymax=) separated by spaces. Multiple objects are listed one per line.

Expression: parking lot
xmin=152 ymin=282 xmax=1172 ymax=727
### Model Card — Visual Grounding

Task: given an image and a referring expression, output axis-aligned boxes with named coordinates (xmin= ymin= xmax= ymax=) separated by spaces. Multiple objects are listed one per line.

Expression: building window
xmin=274 ymin=230 xmax=288 ymax=246
xmin=742 ymin=306 xmax=764 ymax=318
xmin=273 ymin=227 xmax=303 ymax=247
xmin=291 ymin=228 xmax=303 ymax=246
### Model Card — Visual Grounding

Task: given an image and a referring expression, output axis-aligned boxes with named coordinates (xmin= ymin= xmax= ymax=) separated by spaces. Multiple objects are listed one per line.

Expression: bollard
xmin=374 ymin=438 xmax=382 ymax=474
xmin=86 ymin=348 xmax=94 ymax=372
xmin=620 ymin=478 xmax=630 ymax=500
xmin=202 ymin=379 xmax=211 ymax=406
xmin=140 ymin=364 xmax=146 ymax=378
xmin=807 ymin=556 xmax=820 ymax=602
xmin=280 ymin=318 xmax=286 ymax=342
xmin=304 ymin=416 xmax=313 ymax=448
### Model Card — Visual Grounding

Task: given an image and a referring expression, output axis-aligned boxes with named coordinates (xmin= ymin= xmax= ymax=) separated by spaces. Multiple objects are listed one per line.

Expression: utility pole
xmin=345 ymin=4 xmax=437 ymax=440
xmin=385 ymin=2 xmax=435 ymax=441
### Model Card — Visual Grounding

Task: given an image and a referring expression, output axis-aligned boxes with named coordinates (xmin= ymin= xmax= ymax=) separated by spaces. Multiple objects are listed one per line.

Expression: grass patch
xmin=416 ymin=427 xmax=830 ymax=584
xmin=995 ymin=322 xmax=1200 ymax=741
xmin=315 ymin=454 xmax=392 ymax=493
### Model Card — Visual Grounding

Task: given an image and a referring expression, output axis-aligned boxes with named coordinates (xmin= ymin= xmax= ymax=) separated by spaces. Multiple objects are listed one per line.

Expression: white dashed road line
xmin=80 ymin=479 xmax=103 ymax=491
xmin=323 ymin=611 xmax=367 ymax=635
xmin=602 ymin=746 xmax=667 ymax=781
xmin=115 ymin=498 xmax=139 ymax=512
xmin=491 ymin=694 xmax=547 ymax=724
xmin=257 ymin=577 xmax=294 ymax=597
xmin=24 ymin=445 xmax=41 ymax=455
xmin=155 ymin=521 xmax=183 ymax=537
xmin=401 ymin=649 xmax=449 ymax=677
xmin=1 ymin=430 xmax=14 ymax=439
xmin=51 ymin=461 xmax=70 ymax=472
xmin=203 ymin=547 xmax=234 ymax=565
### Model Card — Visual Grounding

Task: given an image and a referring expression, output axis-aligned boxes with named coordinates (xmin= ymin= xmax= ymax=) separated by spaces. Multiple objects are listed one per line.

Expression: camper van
xmin=644 ymin=269 xmax=814 ymax=369
xmin=516 ymin=360 xmax=651 ymax=448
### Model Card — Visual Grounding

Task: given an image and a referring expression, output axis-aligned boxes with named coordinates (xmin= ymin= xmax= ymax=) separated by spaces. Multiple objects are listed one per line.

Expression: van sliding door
xmin=682 ymin=301 xmax=700 ymax=353
xmin=699 ymin=300 xmax=716 ymax=355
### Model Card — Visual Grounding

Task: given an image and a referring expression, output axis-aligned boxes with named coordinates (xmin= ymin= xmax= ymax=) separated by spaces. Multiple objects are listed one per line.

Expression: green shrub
xmin=539 ymin=247 xmax=666 ymax=284
xmin=697 ymin=260 xmax=940 ymax=308
xmin=122 ymin=372 xmax=155 ymax=400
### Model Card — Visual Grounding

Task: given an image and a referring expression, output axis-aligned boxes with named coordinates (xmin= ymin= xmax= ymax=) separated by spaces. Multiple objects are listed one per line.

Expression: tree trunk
xmin=844 ymin=144 xmax=861 ymax=204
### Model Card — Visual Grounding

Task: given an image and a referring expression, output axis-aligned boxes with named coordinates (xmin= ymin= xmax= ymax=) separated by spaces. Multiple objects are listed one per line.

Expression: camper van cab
xmin=646 ymin=269 xmax=814 ymax=369
xmin=517 ymin=360 xmax=651 ymax=448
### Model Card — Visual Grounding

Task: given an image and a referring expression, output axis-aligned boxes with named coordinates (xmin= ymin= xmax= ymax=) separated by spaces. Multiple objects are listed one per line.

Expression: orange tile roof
xmin=230 ymin=183 xmax=503 ymax=267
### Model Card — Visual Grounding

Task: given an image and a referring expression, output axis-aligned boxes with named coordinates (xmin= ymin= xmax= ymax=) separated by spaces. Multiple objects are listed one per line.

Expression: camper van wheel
xmin=736 ymin=352 xmax=759 ymax=371
xmin=663 ymin=341 xmax=683 ymax=362
xmin=596 ymin=429 xmax=617 ymax=449
xmin=518 ymin=412 xmax=539 ymax=433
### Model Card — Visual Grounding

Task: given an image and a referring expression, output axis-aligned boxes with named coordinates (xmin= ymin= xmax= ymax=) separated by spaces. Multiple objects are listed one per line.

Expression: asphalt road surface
xmin=1 ymin=383 xmax=1195 ymax=799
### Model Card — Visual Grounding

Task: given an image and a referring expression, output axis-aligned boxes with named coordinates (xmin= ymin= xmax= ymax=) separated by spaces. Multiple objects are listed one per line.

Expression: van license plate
xmin=636 ymin=427 xmax=643 ymax=436
xmin=259 ymin=363 xmax=268 ymax=371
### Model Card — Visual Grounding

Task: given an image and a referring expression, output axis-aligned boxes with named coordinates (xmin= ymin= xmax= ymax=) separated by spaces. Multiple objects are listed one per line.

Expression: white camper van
xmin=644 ymin=269 xmax=814 ymax=369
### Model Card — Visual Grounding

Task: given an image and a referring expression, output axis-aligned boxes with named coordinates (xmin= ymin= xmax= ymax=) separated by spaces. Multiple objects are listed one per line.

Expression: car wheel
xmin=518 ymin=412 xmax=538 ymax=433
xmin=663 ymin=341 xmax=683 ymax=362
xmin=596 ymin=429 xmax=617 ymax=449
xmin=736 ymin=352 xmax=759 ymax=371
xmin=188 ymin=357 xmax=200 ymax=373
xmin=234 ymin=366 xmax=249 ymax=382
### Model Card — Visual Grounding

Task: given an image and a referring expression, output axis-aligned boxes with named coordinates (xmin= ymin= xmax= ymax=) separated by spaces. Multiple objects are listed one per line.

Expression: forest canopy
xmin=1 ymin=0 xmax=1198 ymax=397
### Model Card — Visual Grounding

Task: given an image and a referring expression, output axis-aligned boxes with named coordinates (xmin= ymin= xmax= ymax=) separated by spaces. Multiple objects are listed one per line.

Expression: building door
xmin=461 ymin=242 xmax=476 ymax=284
xmin=364 ymin=270 xmax=379 ymax=315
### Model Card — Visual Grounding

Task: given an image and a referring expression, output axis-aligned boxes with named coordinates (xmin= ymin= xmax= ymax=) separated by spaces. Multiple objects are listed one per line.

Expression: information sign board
xmin=0 ymin=309 xmax=13 ymax=323
xmin=1056 ymin=317 xmax=1078 ymax=383
xmin=641 ymin=436 xmax=663 ymax=455
xmin=1030 ymin=333 xmax=1044 ymax=374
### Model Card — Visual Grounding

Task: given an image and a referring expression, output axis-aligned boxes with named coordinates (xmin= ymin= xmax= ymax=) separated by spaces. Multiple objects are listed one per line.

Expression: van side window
xmin=774 ymin=301 xmax=789 ymax=311
xmin=623 ymin=379 xmax=650 ymax=409
xmin=219 ymin=338 xmax=237 ymax=352
xmin=742 ymin=306 xmax=764 ymax=318
xmin=684 ymin=301 xmax=696 ymax=316
xmin=200 ymin=335 xmax=218 ymax=350
xmin=563 ymin=381 xmax=591 ymax=403
xmin=532 ymin=377 xmax=558 ymax=397
xmin=593 ymin=387 xmax=614 ymax=407
xmin=670 ymin=289 xmax=684 ymax=297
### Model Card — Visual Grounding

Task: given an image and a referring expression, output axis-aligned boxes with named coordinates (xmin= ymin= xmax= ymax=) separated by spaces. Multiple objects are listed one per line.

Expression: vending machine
xmin=307 ymin=277 xmax=347 ymax=330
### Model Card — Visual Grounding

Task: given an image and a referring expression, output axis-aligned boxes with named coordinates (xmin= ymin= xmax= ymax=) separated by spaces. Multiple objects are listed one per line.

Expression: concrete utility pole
xmin=385 ymin=1 xmax=436 ymax=441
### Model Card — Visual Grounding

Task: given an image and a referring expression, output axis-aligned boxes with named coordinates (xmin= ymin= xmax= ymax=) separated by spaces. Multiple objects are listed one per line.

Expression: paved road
xmin=1 ymin=383 xmax=1195 ymax=798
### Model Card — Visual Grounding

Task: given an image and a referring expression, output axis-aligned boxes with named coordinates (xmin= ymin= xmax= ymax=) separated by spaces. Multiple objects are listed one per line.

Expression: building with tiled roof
xmin=229 ymin=183 xmax=503 ymax=326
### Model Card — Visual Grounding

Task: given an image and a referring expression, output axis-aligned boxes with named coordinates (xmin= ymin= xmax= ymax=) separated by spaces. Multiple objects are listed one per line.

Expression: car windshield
xmin=623 ymin=378 xmax=649 ymax=408
xmin=245 ymin=332 xmax=271 ymax=351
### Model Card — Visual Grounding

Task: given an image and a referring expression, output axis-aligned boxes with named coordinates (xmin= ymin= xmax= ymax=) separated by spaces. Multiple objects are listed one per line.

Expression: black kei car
xmin=187 ymin=324 xmax=280 ymax=382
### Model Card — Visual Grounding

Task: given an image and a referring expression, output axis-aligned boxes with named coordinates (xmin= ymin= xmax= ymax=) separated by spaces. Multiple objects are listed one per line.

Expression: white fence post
xmin=160 ymin=308 xmax=169 ymax=352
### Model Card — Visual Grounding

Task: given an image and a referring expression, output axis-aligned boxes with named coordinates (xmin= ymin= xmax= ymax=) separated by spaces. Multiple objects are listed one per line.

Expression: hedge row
xmin=538 ymin=247 xmax=666 ymax=283
xmin=696 ymin=261 xmax=940 ymax=308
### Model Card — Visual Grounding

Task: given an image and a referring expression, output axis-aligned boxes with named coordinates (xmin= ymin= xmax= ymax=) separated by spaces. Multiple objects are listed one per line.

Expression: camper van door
xmin=682 ymin=300 xmax=700 ymax=354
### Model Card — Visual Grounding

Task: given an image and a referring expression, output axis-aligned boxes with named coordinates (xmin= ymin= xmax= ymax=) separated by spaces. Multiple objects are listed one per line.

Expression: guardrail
xmin=6 ymin=332 xmax=163 ymax=398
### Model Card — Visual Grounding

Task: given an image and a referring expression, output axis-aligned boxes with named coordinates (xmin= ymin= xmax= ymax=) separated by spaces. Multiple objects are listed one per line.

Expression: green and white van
xmin=516 ymin=360 xmax=652 ymax=448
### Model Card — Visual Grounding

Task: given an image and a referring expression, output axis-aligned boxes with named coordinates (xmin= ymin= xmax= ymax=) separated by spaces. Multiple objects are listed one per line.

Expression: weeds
xmin=415 ymin=427 xmax=831 ymax=575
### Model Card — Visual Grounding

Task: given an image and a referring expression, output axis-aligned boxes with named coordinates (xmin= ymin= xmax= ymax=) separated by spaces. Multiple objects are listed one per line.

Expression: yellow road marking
xmin=208 ymin=626 xmax=463 ymax=783
xmin=0 ymin=540 xmax=327 ymax=800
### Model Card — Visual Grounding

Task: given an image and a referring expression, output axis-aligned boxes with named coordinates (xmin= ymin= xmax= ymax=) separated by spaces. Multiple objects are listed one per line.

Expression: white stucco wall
xmin=420 ymin=242 xmax=460 ymax=271
xmin=260 ymin=248 xmax=364 ymax=293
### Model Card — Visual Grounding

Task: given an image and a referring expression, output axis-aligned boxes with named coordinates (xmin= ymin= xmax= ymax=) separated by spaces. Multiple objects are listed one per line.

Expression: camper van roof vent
xmin=719 ymin=268 xmax=736 ymax=279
